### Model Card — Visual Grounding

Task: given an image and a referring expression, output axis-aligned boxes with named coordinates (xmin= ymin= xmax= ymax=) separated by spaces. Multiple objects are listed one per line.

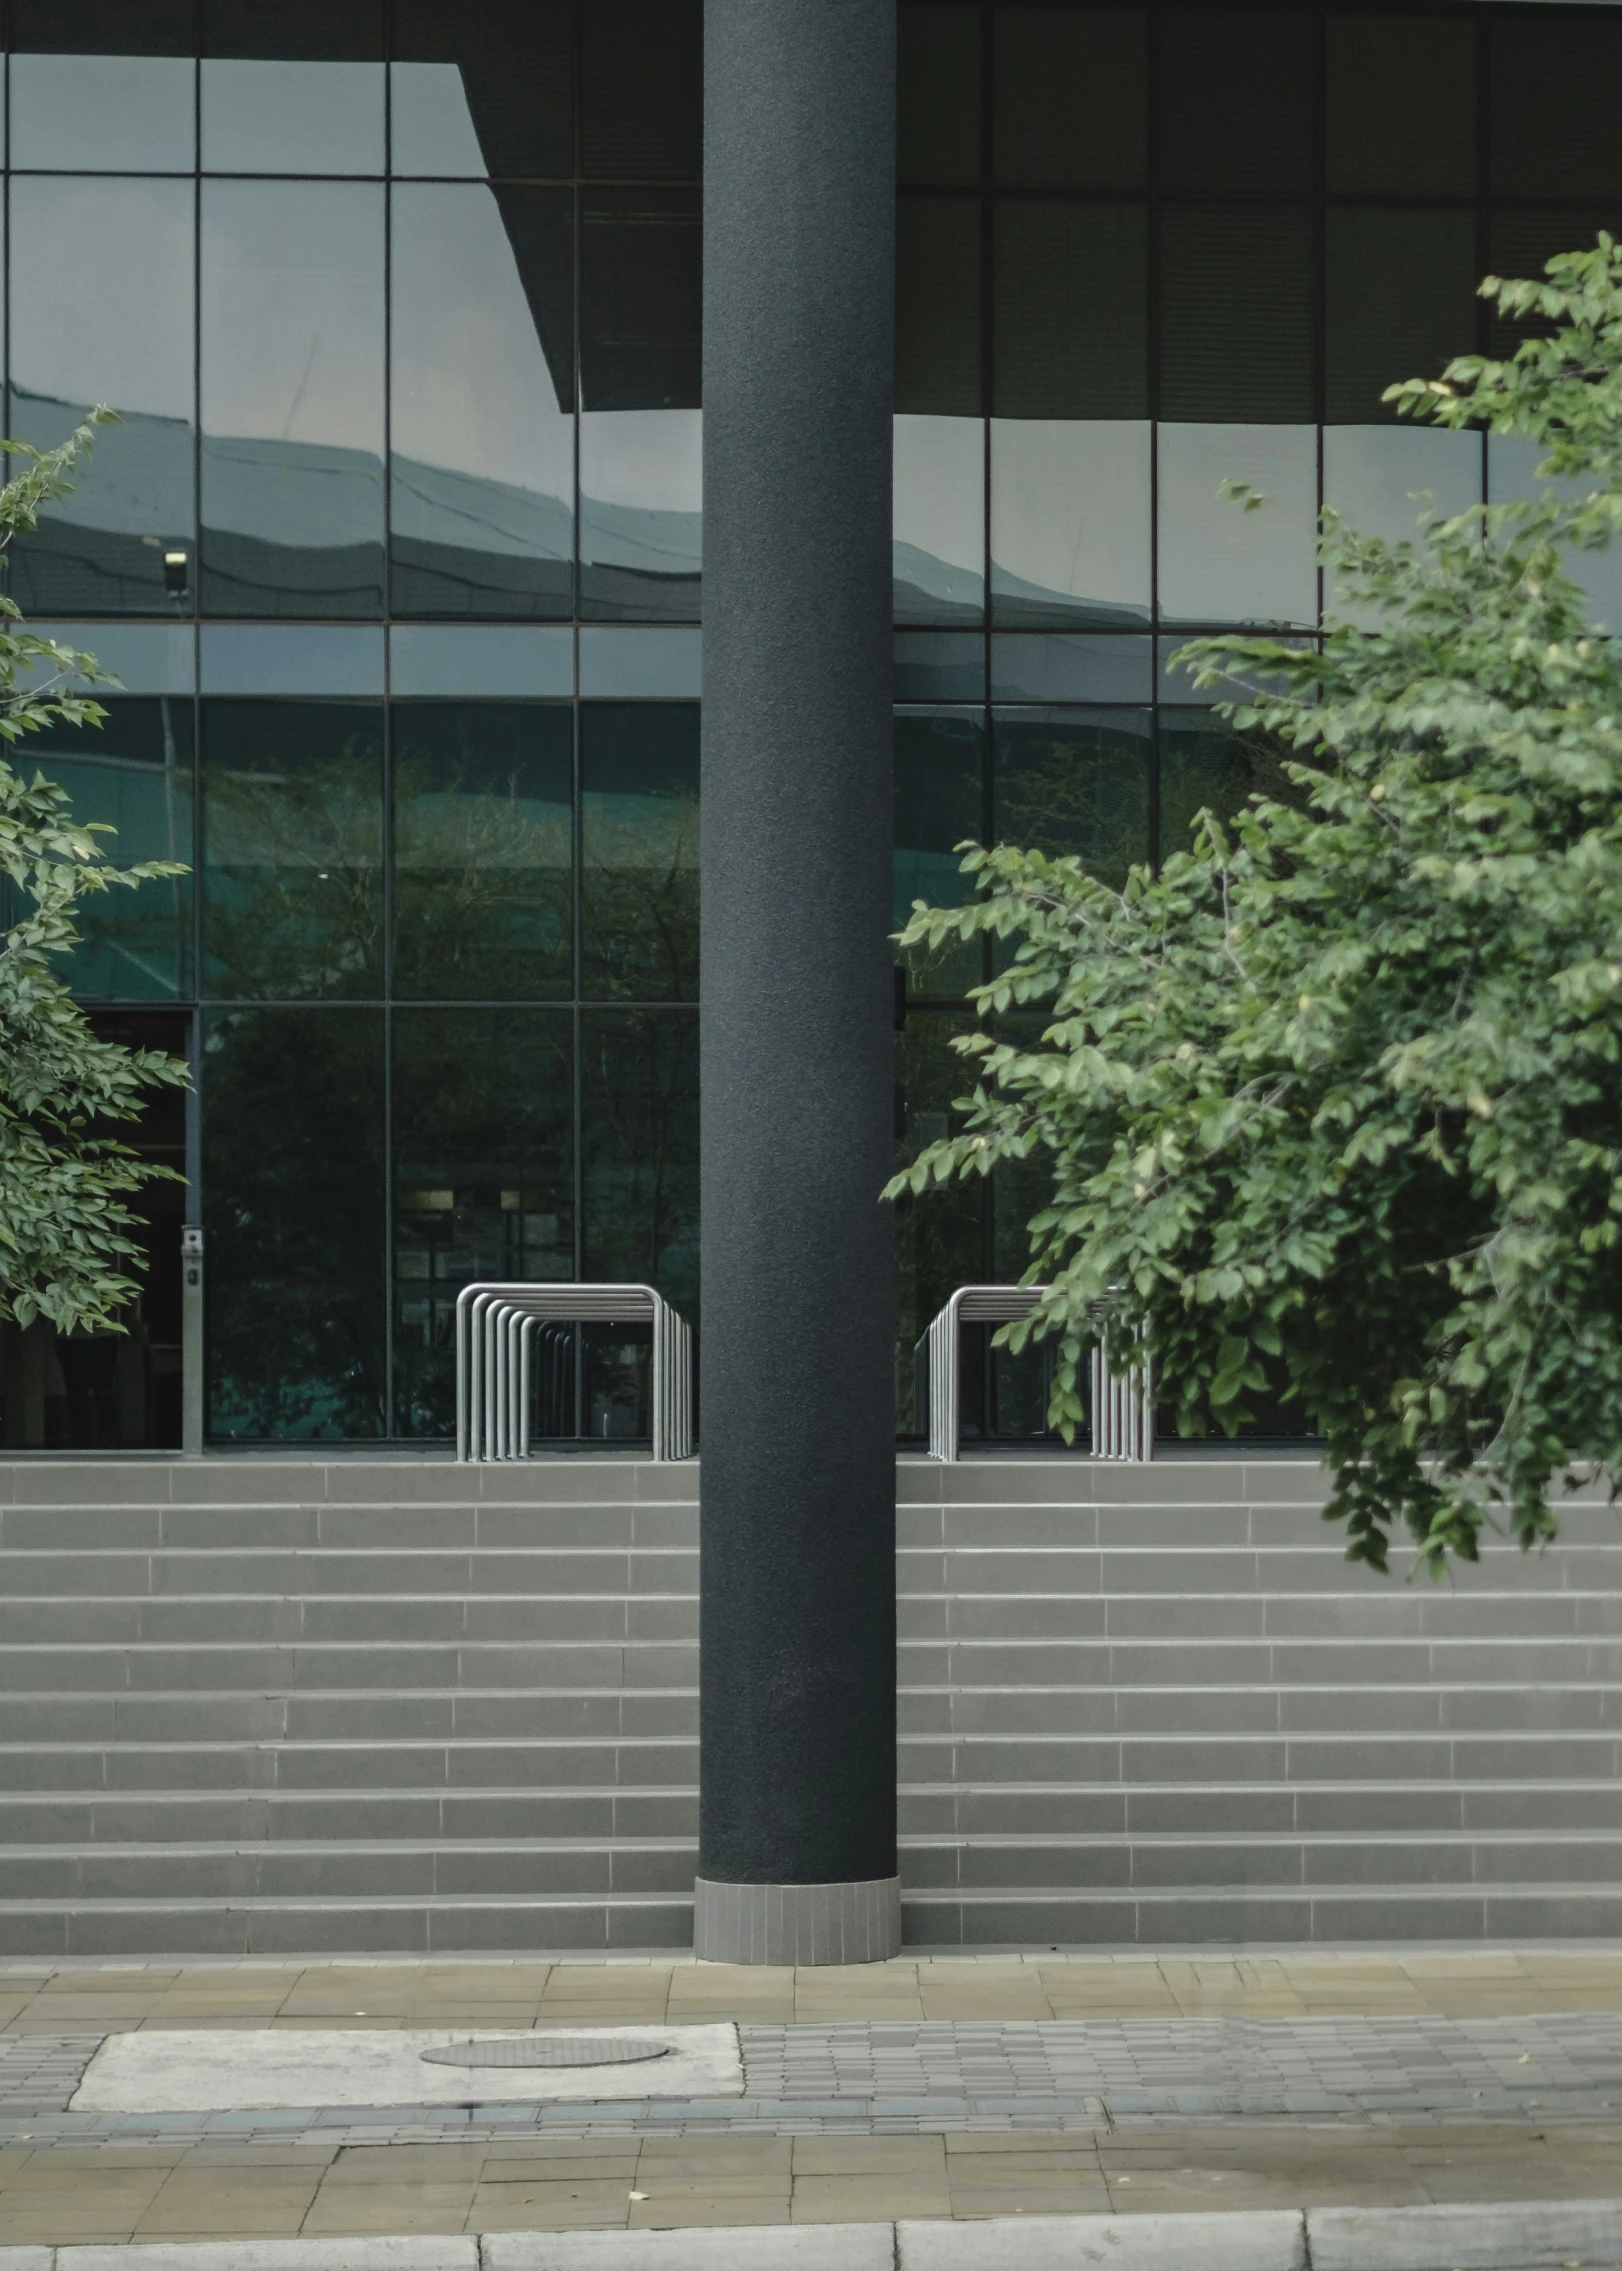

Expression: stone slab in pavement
xmin=69 ymin=2033 xmax=742 ymax=2117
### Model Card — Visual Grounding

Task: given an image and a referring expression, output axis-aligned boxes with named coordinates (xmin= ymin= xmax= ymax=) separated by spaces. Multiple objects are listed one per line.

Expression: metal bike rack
xmin=916 ymin=1284 xmax=1153 ymax=1463
xmin=455 ymin=1283 xmax=695 ymax=1463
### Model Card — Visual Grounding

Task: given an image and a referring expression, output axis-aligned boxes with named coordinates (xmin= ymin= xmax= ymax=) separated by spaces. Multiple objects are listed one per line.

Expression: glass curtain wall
xmin=5 ymin=1 xmax=1621 ymax=1443
xmin=891 ymin=0 xmax=1622 ymax=1441
xmin=2 ymin=0 xmax=701 ymax=1443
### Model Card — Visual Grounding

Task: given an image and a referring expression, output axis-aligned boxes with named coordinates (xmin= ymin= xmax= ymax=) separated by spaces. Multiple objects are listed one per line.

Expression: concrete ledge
xmin=47 ymin=2247 xmax=477 ymax=2271
xmin=1310 ymin=2200 xmax=1622 ymax=2270
xmin=485 ymin=2234 xmax=893 ymax=2269
xmin=4 ymin=2205 xmax=1614 ymax=2271
xmin=897 ymin=2211 xmax=1305 ymax=2270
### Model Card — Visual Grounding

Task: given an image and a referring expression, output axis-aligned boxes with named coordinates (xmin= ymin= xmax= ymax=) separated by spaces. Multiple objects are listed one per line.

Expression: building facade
xmin=4 ymin=0 xmax=1620 ymax=1452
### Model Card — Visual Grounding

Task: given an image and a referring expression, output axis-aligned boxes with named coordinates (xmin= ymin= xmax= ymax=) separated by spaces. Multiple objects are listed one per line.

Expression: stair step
xmin=0 ymin=1892 xmax=697 ymax=1957
xmin=0 ymin=1457 xmax=1614 ymax=1951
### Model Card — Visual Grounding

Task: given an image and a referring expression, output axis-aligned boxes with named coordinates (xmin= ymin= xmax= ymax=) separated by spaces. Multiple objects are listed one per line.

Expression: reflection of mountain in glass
xmin=7 ymin=393 xmax=194 ymax=617
xmin=12 ymin=392 xmax=706 ymax=622
xmin=893 ymin=539 xmax=983 ymax=625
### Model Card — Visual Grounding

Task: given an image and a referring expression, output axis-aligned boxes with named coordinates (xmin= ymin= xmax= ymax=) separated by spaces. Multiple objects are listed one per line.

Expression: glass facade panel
xmin=201 ymin=699 xmax=385 ymax=1000
xmin=390 ymin=625 xmax=573 ymax=700
xmin=1491 ymin=14 xmax=1622 ymax=202
xmin=1322 ymin=426 xmax=1483 ymax=624
xmin=894 ymin=1008 xmax=984 ymax=1433
xmin=990 ymin=421 xmax=1151 ymax=627
xmin=991 ymin=633 xmax=1152 ymax=705
xmin=11 ymin=54 xmax=192 ymax=173
xmin=200 ymin=625 xmax=384 ymax=697
xmin=392 ymin=1007 xmax=573 ymax=1438
xmin=895 ymin=632 xmax=985 ymax=704
xmin=993 ymin=202 xmax=1147 ymax=419
xmin=1158 ymin=711 xmax=1302 ymax=867
xmin=202 ymin=1005 xmax=386 ymax=1440
xmin=899 ymin=2 xmax=981 ymax=187
xmin=579 ymin=185 xmax=701 ymax=620
xmin=200 ymin=181 xmax=385 ymax=617
xmin=390 ymin=184 xmax=574 ymax=619
xmin=897 ymin=197 xmax=982 ymax=417
xmin=993 ymin=7 xmax=1145 ymax=189
xmin=1326 ymin=15 xmax=1476 ymax=197
xmin=1160 ymin=9 xmax=1312 ymax=195
xmin=895 ymin=707 xmax=984 ymax=1000
xmin=579 ymin=413 xmax=702 ymax=623
xmin=391 ymin=0 xmax=573 ymax=180
xmin=201 ymin=0 xmax=384 ymax=176
xmin=19 ymin=698 xmax=193 ymax=1001
xmin=392 ymin=701 xmax=571 ymax=1002
xmin=1489 ymin=432 xmax=1622 ymax=638
xmin=993 ymin=706 xmax=1151 ymax=888
xmin=1326 ymin=208 xmax=1480 ymax=424
xmin=580 ymin=1007 xmax=700 ymax=1314
xmin=579 ymin=0 xmax=702 ymax=182
xmin=1157 ymin=423 xmax=1318 ymax=630
xmin=1159 ymin=207 xmax=1314 ymax=423
xmin=1487 ymin=211 xmax=1622 ymax=361
xmin=581 ymin=194 xmax=702 ymax=393
xmin=9 ymin=176 xmax=195 ymax=614
xmin=580 ymin=702 xmax=699 ymax=1002
xmin=894 ymin=415 xmax=984 ymax=625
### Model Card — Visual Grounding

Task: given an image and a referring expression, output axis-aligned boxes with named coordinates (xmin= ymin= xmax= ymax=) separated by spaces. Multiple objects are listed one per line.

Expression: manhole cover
xmin=420 ymin=2036 xmax=674 ymax=2070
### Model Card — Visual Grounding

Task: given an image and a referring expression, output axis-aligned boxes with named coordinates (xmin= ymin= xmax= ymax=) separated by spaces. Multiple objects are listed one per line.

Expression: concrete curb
xmin=0 ymin=2199 xmax=1613 ymax=2271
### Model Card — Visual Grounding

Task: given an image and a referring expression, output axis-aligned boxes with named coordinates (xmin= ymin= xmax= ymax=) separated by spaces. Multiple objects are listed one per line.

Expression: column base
xmin=693 ymin=1874 xmax=901 ymax=1965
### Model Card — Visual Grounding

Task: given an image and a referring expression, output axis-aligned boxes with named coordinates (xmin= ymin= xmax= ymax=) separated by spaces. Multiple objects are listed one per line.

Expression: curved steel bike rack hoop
xmin=916 ymin=1284 xmax=1153 ymax=1463
xmin=455 ymin=1282 xmax=695 ymax=1463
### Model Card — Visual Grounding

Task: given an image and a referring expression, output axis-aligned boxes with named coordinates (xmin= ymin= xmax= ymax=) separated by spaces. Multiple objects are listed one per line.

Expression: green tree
xmin=889 ymin=238 xmax=1622 ymax=1575
xmin=0 ymin=412 xmax=188 ymax=1332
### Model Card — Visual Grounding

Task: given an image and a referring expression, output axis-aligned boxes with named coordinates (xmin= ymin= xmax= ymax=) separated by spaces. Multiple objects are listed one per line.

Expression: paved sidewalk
xmin=0 ymin=1952 xmax=1619 ymax=2247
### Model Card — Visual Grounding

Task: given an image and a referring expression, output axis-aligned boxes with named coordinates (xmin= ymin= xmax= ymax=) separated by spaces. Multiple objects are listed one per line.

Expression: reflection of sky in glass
xmin=201 ymin=181 xmax=383 ymax=553
xmin=990 ymin=421 xmax=1150 ymax=627
xmin=1323 ymin=426 xmax=1482 ymax=625
xmin=894 ymin=415 xmax=984 ymax=624
xmin=390 ymin=185 xmax=572 ymax=580
xmin=390 ymin=62 xmax=485 ymax=176
xmin=1488 ymin=433 xmax=1622 ymax=637
xmin=579 ymin=412 xmax=702 ymax=614
xmin=1157 ymin=424 xmax=1317 ymax=629
xmin=11 ymin=54 xmax=194 ymax=170
xmin=201 ymin=60 xmax=384 ymax=175
xmin=10 ymin=176 xmax=194 ymax=536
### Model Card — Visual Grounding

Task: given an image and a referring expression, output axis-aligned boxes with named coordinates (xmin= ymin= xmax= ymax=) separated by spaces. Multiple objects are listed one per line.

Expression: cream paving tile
xmin=631 ymin=2199 xmax=789 ymax=2227
xmin=791 ymin=2182 xmax=952 ymax=2222
xmin=792 ymin=2140 xmax=947 ymax=2176
xmin=322 ymin=2146 xmax=490 ymax=2183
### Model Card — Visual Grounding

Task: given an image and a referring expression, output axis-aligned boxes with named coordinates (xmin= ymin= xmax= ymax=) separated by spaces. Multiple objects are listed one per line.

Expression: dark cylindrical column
xmin=696 ymin=0 xmax=899 ymax=1966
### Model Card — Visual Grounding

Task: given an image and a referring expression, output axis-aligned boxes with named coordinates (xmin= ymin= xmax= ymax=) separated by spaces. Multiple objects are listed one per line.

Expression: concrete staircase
xmin=0 ymin=1456 xmax=1615 ymax=1955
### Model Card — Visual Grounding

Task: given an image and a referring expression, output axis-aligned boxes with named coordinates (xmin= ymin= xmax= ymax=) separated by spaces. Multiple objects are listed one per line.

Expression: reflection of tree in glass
xmin=894 ymin=1011 xmax=983 ymax=1430
xmin=391 ymin=1007 xmax=573 ymax=1437
xmin=204 ymin=738 xmax=383 ymax=1000
xmin=1157 ymin=714 xmax=1304 ymax=866
xmin=203 ymin=1008 xmax=385 ymax=1440
xmin=393 ymin=748 xmax=570 ymax=1000
xmin=581 ymin=1009 xmax=698 ymax=1312
xmin=581 ymin=785 xmax=699 ymax=1000
xmin=994 ymin=713 xmax=1151 ymax=889
xmin=895 ymin=712 xmax=984 ymax=1000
